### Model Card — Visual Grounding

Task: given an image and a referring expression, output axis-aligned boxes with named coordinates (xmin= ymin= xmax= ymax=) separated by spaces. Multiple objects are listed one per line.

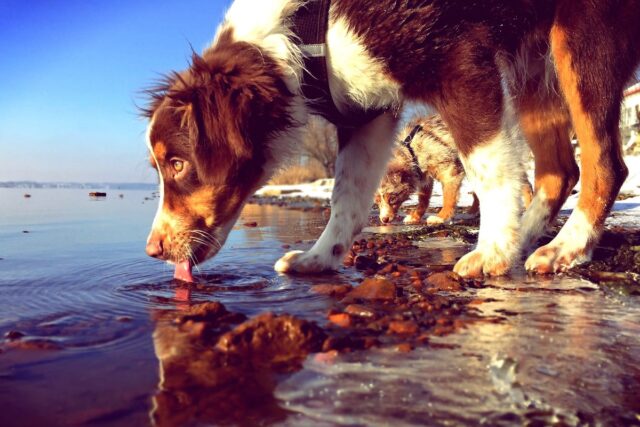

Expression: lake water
xmin=1 ymin=188 xmax=639 ymax=426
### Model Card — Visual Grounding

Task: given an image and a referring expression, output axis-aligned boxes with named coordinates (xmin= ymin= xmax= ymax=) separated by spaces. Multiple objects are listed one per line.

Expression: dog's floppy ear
xmin=172 ymin=45 xmax=294 ymax=177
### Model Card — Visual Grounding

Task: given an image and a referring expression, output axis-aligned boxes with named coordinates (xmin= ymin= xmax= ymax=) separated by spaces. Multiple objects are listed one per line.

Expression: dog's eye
xmin=171 ymin=159 xmax=185 ymax=173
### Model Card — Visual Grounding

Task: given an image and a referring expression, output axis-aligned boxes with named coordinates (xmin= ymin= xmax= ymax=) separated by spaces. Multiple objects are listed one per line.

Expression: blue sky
xmin=0 ymin=0 xmax=232 ymax=182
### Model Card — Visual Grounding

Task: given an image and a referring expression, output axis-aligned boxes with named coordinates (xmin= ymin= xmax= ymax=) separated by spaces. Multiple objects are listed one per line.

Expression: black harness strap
xmin=400 ymin=124 xmax=425 ymax=181
xmin=291 ymin=0 xmax=383 ymax=129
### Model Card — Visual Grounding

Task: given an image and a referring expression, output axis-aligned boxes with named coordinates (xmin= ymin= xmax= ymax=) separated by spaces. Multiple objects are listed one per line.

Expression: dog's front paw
xmin=274 ymin=250 xmax=337 ymax=274
xmin=525 ymin=243 xmax=591 ymax=274
xmin=403 ymin=214 xmax=421 ymax=225
xmin=453 ymin=247 xmax=513 ymax=278
xmin=426 ymin=215 xmax=446 ymax=226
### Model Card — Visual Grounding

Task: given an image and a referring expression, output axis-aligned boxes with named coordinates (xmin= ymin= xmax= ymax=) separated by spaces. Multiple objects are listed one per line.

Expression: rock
xmin=314 ymin=350 xmax=339 ymax=364
xmin=388 ymin=320 xmax=418 ymax=335
xmin=328 ymin=313 xmax=352 ymax=328
xmin=4 ymin=330 xmax=25 ymax=340
xmin=243 ymin=221 xmax=258 ymax=227
xmin=215 ymin=313 xmax=326 ymax=370
xmin=396 ymin=342 xmax=413 ymax=353
xmin=344 ymin=304 xmax=375 ymax=318
xmin=424 ymin=272 xmax=463 ymax=292
xmin=23 ymin=194 xmax=31 ymax=198
xmin=176 ymin=301 xmax=246 ymax=325
xmin=342 ymin=278 xmax=396 ymax=303
xmin=311 ymin=284 xmax=353 ymax=298
xmin=89 ymin=192 xmax=107 ymax=197
xmin=354 ymin=254 xmax=378 ymax=270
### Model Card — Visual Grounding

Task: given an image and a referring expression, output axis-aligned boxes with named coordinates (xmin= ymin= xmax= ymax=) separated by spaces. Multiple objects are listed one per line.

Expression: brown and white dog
xmin=375 ymin=114 xmax=533 ymax=226
xmin=143 ymin=0 xmax=640 ymax=279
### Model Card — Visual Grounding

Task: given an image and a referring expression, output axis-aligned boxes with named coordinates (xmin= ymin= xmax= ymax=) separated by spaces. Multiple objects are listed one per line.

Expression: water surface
xmin=0 ymin=188 xmax=638 ymax=426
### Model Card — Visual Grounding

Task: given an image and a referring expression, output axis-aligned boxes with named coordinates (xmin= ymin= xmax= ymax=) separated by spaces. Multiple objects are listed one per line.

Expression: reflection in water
xmin=1 ymin=190 xmax=640 ymax=426
xmin=151 ymin=309 xmax=288 ymax=426
xmin=149 ymin=289 xmax=326 ymax=427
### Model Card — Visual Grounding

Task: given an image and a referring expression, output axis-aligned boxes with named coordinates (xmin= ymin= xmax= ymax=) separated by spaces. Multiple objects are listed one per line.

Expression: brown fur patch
xmin=550 ymin=24 xmax=625 ymax=225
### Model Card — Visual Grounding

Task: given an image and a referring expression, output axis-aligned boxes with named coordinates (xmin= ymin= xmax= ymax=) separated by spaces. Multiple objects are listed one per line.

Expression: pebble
xmin=342 ymin=278 xmax=396 ymax=303
xmin=396 ymin=342 xmax=413 ymax=353
xmin=4 ymin=330 xmax=25 ymax=340
xmin=344 ymin=304 xmax=375 ymax=318
xmin=424 ymin=272 xmax=463 ymax=292
xmin=388 ymin=320 xmax=418 ymax=335
xmin=328 ymin=313 xmax=352 ymax=328
xmin=311 ymin=284 xmax=353 ymax=298
xmin=354 ymin=254 xmax=378 ymax=270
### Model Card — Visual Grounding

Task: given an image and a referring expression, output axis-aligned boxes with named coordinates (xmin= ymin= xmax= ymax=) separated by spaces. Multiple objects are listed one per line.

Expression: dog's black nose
xmin=146 ymin=233 xmax=164 ymax=258
xmin=380 ymin=216 xmax=390 ymax=224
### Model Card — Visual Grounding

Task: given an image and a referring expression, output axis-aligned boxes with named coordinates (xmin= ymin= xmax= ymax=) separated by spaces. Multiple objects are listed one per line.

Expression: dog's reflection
xmin=149 ymin=286 xmax=324 ymax=427
xmin=149 ymin=294 xmax=286 ymax=426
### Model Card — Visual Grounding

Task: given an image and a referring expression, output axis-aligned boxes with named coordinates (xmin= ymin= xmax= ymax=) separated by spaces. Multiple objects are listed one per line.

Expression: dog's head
xmin=142 ymin=37 xmax=296 ymax=270
xmin=375 ymin=162 xmax=415 ymax=224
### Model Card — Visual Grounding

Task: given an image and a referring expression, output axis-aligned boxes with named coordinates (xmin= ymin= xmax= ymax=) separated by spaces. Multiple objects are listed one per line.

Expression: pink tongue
xmin=173 ymin=260 xmax=194 ymax=282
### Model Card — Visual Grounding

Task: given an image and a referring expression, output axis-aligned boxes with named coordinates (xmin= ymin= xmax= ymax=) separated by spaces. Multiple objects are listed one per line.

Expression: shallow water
xmin=0 ymin=188 xmax=639 ymax=426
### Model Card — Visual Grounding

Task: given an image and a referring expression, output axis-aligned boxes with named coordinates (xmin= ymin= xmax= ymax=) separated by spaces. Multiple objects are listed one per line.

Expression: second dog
xmin=376 ymin=115 xmax=533 ymax=225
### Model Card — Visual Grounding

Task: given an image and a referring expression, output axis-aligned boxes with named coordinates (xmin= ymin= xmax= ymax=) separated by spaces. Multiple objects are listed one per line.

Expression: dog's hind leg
xmin=516 ymin=90 xmax=578 ymax=251
xmin=525 ymin=16 xmax=639 ymax=273
xmin=275 ymin=112 xmax=398 ymax=273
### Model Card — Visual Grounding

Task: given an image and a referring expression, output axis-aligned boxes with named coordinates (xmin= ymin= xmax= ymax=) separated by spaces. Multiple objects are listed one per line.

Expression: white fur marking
xmin=326 ymin=16 xmax=402 ymax=112
xmin=218 ymin=0 xmax=306 ymax=95
xmin=454 ymin=97 xmax=526 ymax=276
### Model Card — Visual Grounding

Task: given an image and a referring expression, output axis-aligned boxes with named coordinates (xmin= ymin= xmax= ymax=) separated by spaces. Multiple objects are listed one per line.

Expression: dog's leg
xmin=427 ymin=173 xmax=462 ymax=225
xmin=436 ymin=69 xmax=526 ymax=277
xmin=525 ymin=23 xmax=632 ymax=273
xmin=404 ymin=177 xmax=433 ymax=224
xmin=454 ymin=127 xmax=526 ymax=277
xmin=275 ymin=112 xmax=398 ymax=273
xmin=516 ymin=86 xmax=577 ymax=250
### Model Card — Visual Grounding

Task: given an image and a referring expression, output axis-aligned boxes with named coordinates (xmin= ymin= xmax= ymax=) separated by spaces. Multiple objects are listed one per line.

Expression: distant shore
xmin=0 ymin=181 xmax=157 ymax=190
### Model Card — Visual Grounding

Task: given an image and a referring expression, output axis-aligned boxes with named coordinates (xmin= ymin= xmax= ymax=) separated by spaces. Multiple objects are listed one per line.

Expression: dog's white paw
xmin=426 ymin=215 xmax=446 ymax=226
xmin=274 ymin=250 xmax=337 ymax=274
xmin=525 ymin=243 xmax=591 ymax=274
xmin=453 ymin=247 xmax=513 ymax=278
xmin=403 ymin=215 xmax=421 ymax=225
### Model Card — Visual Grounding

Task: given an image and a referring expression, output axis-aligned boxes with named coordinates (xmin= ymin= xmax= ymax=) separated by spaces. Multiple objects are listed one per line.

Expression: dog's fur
xmin=144 ymin=0 xmax=640 ymax=277
xmin=375 ymin=114 xmax=534 ymax=226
